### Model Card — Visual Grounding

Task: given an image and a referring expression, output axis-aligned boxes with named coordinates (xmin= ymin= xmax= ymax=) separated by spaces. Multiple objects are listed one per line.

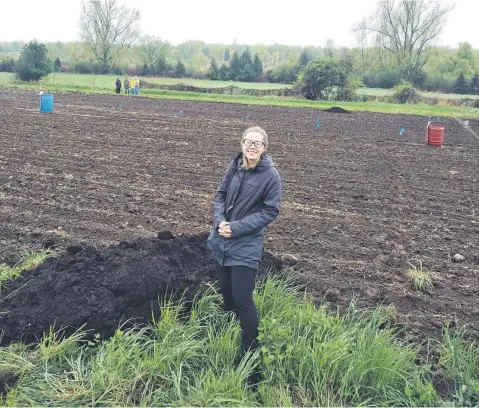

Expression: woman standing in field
xmin=207 ymin=126 xmax=282 ymax=355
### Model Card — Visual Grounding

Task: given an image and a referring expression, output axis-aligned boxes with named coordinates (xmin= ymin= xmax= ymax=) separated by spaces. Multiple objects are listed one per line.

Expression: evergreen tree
xmin=252 ymin=54 xmax=263 ymax=81
xmin=469 ymin=72 xmax=479 ymax=95
xmin=298 ymin=49 xmax=312 ymax=69
xmin=240 ymin=48 xmax=253 ymax=81
xmin=174 ymin=60 xmax=186 ymax=78
xmin=224 ymin=48 xmax=230 ymax=62
xmin=153 ymin=55 xmax=167 ymax=75
xmin=53 ymin=57 xmax=62 ymax=72
xmin=454 ymin=72 xmax=468 ymax=94
xmin=15 ymin=40 xmax=52 ymax=81
xmin=207 ymin=58 xmax=219 ymax=80
xmin=218 ymin=63 xmax=230 ymax=80
xmin=229 ymin=52 xmax=242 ymax=81
xmin=141 ymin=62 xmax=150 ymax=76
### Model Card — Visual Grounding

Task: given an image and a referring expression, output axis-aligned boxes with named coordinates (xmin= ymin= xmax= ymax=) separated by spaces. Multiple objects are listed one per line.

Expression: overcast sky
xmin=1 ymin=0 xmax=476 ymax=48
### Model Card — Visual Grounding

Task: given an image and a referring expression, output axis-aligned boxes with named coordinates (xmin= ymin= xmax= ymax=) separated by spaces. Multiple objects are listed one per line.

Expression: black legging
xmin=214 ymin=260 xmax=258 ymax=352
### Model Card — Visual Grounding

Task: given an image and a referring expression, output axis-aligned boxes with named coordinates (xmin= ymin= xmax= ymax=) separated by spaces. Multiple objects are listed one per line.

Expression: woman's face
xmin=242 ymin=132 xmax=266 ymax=163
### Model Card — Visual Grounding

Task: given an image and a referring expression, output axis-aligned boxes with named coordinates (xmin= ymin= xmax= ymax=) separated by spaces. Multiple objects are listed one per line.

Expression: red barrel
xmin=426 ymin=123 xmax=444 ymax=147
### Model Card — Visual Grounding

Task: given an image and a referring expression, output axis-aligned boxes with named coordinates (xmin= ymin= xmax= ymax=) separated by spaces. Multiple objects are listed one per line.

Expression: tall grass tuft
xmin=438 ymin=326 xmax=479 ymax=406
xmin=256 ymin=274 xmax=437 ymax=406
xmin=407 ymin=264 xmax=434 ymax=293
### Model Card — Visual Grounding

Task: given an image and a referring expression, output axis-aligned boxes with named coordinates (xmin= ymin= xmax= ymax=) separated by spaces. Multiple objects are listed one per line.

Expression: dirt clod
xmin=281 ymin=254 xmax=299 ymax=265
xmin=157 ymin=230 xmax=175 ymax=240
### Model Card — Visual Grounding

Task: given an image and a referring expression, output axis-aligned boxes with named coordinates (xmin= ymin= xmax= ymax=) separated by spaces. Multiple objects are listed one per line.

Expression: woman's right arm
xmin=213 ymin=161 xmax=234 ymax=229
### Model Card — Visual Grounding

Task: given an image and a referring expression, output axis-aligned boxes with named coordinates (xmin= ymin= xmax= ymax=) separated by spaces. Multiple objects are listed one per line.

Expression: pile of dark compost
xmin=0 ymin=232 xmax=281 ymax=345
xmin=323 ymin=106 xmax=351 ymax=113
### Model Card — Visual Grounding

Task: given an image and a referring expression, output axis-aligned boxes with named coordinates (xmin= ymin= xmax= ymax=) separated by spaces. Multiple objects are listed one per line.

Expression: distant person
xmin=124 ymin=77 xmax=130 ymax=94
xmin=130 ymin=77 xmax=136 ymax=94
xmin=207 ymin=126 xmax=282 ymax=362
xmin=135 ymin=76 xmax=140 ymax=95
xmin=115 ymin=77 xmax=121 ymax=94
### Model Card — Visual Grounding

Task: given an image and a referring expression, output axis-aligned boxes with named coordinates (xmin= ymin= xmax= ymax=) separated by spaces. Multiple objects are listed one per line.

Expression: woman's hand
xmin=218 ymin=221 xmax=232 ymax=238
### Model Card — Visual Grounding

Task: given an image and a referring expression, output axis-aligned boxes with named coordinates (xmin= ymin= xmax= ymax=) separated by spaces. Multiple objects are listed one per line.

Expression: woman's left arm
xmin=228 ymin=173 xmax=282 ymax=237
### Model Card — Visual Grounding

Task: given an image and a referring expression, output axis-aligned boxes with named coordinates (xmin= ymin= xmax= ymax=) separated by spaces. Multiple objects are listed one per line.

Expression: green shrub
xmin=336 ymin=76 xmax=364 ymax=101
xmin=0 ymin=57 xmax=16 ymax=73
xmin=391 ymin=80 xmax=421 ymax=104
xmin=295 ymin=59 xmax=348 ymax=100
xmin=266 ymin=62 xmax=300 ymax=84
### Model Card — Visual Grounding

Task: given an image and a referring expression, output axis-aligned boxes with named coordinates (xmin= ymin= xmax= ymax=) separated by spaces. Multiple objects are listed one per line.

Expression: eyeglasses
xmin=243 ymin=139 xmax=264 ymax=148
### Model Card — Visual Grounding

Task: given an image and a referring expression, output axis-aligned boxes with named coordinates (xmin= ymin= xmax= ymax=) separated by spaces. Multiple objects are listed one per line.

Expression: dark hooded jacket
xmin=207 ymin=152 xmax=282 ymax=269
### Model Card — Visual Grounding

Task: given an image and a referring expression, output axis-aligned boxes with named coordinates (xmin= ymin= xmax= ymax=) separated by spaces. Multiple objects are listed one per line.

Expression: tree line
xmin=3 ymin=0 xmax=479 ymax=96
xmin=4 ymin=41 xmax=479 ymax=96
xmin=206 ymin=49 xmax=263 ymax=82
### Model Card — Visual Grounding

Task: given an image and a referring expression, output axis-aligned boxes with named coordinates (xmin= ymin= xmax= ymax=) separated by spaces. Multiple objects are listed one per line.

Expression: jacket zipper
xmin=226 ymin=167 xmax=245 ymax=221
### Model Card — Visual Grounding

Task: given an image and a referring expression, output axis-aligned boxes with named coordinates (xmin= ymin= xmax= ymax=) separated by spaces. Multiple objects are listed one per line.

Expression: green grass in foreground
xmin=0 ymin=250 xmax=54 ymax=292
xmin=1 ymin=272 xmax=478 ymax=407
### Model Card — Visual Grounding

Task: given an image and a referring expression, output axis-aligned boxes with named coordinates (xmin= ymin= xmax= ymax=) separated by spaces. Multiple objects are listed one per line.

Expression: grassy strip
xmin=358 ymin=87 xmax=479 ymax=100
xmin=0 ymin=72 xmax=291 ymax=90
xmin=0 ymin=251 xmax=54 ymax=292
xmin=2 ymin=80 xmax=479 ymax=119
xmin=3 ymin=72 xmax=478 ymax=98
xmin=1 ymin=274 xmax=478 ymax=406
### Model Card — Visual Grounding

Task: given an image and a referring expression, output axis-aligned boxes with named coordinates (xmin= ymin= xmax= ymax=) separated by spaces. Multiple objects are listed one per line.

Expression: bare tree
xmin=324 ymin=39 xmax=335 ymax=58
xmin=79 ymin=0 xmax=140 ymax=68
xmin=140 ymin=35 xmax=170 ymax=66
xmin=66 ymin=41 xmax=93 ymax=63
xmin=354 ymin=19 xmax=369 ymax=74
xmin=355 ymin=0 xmax=454 ymax=80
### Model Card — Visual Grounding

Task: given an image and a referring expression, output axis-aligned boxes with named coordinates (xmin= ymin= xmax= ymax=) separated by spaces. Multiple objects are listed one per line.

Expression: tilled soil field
xmin=1 ymin=90 xmax=478 ymax=343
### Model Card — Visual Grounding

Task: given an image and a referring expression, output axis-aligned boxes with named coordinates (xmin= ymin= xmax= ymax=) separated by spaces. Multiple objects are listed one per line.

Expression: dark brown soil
xmin=0 ymin=373 xmax=16 ymax=396
xmin=1 ymin=90 xmax=478 ymax=343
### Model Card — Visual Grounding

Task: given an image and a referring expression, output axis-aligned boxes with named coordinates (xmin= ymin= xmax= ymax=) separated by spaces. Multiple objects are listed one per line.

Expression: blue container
xmin=39 ymin=93 xmax=54 ymax=113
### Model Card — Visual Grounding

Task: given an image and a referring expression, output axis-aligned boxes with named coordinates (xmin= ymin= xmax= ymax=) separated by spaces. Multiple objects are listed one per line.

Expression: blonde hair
xmin=241 ymin=126 xmax=269 ymax=169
